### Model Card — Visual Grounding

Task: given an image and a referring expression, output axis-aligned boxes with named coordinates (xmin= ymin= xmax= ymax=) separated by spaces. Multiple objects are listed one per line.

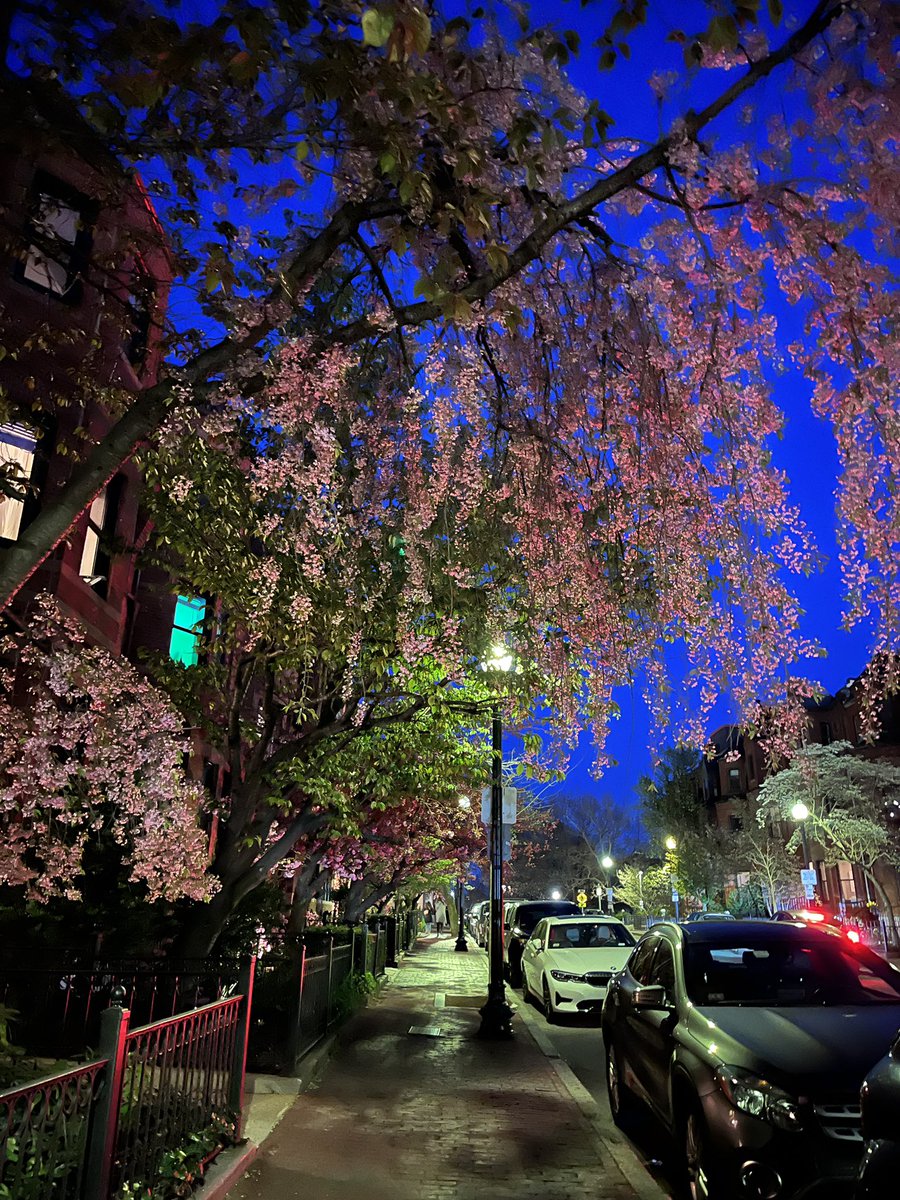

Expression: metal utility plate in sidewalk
xmin=442 ymin=994 xmax=484 ymax=1008
xmin=407 ymin=1025 xmax=443 ymax=1037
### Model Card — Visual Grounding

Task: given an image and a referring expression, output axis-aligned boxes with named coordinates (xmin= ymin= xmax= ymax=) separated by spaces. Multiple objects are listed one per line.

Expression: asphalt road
xmin=517 ymin=989 xmax=685 ymax=1199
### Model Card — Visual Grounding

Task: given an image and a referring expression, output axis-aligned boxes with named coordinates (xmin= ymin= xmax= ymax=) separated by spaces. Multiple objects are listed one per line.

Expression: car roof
xmin=668 ymin=918 xmax=840 ymax=943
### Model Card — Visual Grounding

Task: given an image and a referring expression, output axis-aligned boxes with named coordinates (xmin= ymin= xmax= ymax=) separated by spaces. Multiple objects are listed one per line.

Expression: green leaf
xmin=408 ymin=7 xmax=432 ymax=55
xmin=767 ymin=0 xmax=783 ymax=23
xmin=599 ymin=49 xmax=616 ymax=71
xmin=362 ymin=8 xmax=394 ymax=47
xmin=294 ymin=140 xmax=309 ymax=162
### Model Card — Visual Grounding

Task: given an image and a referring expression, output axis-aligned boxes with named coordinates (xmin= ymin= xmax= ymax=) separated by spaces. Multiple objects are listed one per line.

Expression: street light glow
xmin=550 ymin=889 xmax=561 ymax=900
xmin=791 ymin=802 xmax=810 ymax=822
xmin=665 ymin=836 xmax=677 ymax=851
xmin=481 ymin=641 xmax=514 ymax=673
xmin=601 ymin=855 xmax=614 ymax=870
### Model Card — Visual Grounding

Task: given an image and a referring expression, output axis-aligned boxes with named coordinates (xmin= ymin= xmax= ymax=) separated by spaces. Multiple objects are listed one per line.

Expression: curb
xmin=198 ymin=1141 xmax=259 ymax=1200
xmin=516 ymin=997 xmax=669 ymax=1200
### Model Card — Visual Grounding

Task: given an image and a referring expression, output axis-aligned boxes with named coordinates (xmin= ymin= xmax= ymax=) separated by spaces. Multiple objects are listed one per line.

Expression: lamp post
xmin=455 ymin=796 xmax=471 ymax=952
xmin=664 ymin=836 xmax=679 ymax=920
xmin=601 ymin=855 xmax=614 ymax=913
xmin=478 ymin=642 xmax=515 ymax=1039
xmin=790 ymin=802 xmax=811 ymax=868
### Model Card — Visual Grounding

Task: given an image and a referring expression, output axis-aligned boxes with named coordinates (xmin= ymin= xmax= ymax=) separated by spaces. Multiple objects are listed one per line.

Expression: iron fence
xmin=0 ymin=959 xmax=254 ymax=1200
xmin=0 ymin=1059 xmax=106 ymax=1200
xmin=0 ymin=956 xmax=241 ymax=1059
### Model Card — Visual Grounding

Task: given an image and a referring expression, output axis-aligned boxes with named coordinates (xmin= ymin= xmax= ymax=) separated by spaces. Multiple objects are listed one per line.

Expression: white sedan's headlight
xmin=550 ymin=970 xmax=582 ymax=983
xmin=716 ymin=1066 xmax=802 ymax=1132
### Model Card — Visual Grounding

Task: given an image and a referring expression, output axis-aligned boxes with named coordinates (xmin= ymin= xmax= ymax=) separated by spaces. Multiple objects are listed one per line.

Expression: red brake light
xmin=799 ymin=910 xmax=826 ymax=923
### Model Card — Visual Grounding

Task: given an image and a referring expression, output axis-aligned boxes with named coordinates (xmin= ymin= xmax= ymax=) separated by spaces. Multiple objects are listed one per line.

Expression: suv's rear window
xmin=515 ymin=903 xmax=579 ymax=933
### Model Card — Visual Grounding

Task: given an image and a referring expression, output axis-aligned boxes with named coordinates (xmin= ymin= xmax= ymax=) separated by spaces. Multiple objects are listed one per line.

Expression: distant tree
xmin=614 ymin=863 xmax=673 ymax=921
xmin=756 ymin=742 xmax=900 ymax=937
xmin=555 ymin=791 xmax=644 ymax=888
xmin=728 ymin=800 xmax=798 ymax=913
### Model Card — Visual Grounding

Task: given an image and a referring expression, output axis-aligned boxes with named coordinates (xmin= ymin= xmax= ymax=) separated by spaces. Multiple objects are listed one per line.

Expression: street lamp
xmin=664 ymin=837 xmax=679 ymax=920
xmin=478 ymin=641 xmax=515 ymax=1038
xmin=550 ymin=889 xmax=561 ymax=900
xmin=601 ymin=855 xmax=614 ymax=913
xmin=791 ymin=801 xmax=812 ymax=871
xmin=455 ymin=796 xmax=471 ymax=952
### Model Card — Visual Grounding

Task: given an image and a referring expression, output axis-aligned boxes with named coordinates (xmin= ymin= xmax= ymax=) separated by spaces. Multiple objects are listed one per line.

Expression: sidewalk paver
xmin=226 ymin=936 xmax=665 ymax=1200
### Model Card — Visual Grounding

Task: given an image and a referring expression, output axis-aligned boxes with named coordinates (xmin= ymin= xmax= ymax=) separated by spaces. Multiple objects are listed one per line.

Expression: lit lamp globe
xmin=601 ymin=855 xmax=614 ymax=871
xmin=550 ymin=889 xmax=561 ymax=900
xmin=791 ymin=802 xmax=810 ymax=822
xmin=481 ymin=642 xmax=515 ymax=674
xmin=665 ymin=836 xmax=677 ymax=852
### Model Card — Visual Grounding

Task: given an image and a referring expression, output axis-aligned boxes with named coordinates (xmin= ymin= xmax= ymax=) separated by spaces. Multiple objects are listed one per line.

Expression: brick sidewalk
xmin=226 ymin=936 xmax=665 ymax=1200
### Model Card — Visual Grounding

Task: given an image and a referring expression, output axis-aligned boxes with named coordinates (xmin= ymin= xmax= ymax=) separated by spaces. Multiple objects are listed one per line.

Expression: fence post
xmin=385 ymin=915 xmax=398 ymax=968
xmin=288 ymin=943 xmax=307 ymax=1073
xmin=84 ymin=1003 xmax=130 ymax=1200
xmin=229 ymin=955 xmax=256 ymax=1139
xmin=325 ymin=936 xmax=335 ymax=1026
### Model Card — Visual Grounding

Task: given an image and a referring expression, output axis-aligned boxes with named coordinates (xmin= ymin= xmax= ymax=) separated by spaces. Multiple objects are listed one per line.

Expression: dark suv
xmin=602 ymin=919 xmax=900 ymax=1199
xmin=503 ymin=899 xmax=579 ymax=986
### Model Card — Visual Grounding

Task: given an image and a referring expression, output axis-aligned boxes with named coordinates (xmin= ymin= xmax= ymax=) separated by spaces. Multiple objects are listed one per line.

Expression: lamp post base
xmin=478 ymin=993 xmax=514 ymax=1038
xmin=454 ymin=932 xmax=469 ymax=952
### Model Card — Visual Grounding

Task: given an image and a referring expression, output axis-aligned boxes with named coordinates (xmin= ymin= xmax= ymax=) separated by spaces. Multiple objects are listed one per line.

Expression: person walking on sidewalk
xmin=423 ymin=902 xmax=434 ymax=933
xmin=434 ymin=898 xmax=448 ymax=937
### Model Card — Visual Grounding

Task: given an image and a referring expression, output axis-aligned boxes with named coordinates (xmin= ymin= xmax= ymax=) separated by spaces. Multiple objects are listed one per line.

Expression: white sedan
xmin=521 ymin=916 xmax=636 ymax=1021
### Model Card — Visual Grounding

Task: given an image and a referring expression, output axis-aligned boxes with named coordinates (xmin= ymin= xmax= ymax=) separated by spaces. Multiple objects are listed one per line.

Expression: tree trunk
xmin=864 ymin=869 xmax=899 ymax=948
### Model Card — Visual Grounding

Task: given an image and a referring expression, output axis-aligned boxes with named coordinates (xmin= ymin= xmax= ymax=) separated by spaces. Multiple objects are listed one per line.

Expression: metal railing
xmin=0 ymin=1059 xmax=106 ymax=1200
xmin=0 ymin=959 xmax=254 ymax=1200
xmin=0 ymin=956 xmax=241 ymax=1059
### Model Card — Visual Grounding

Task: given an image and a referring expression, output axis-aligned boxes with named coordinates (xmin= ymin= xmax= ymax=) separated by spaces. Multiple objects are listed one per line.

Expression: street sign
xmin=577 ymin=891 xmax=587 ymax=908
xmin=803 ymin=883 xmax=815 ymax=899
xmin=481 ymin=786 xmax=517 ymax=824
xmin=501 ymin=826 xmax=512 ymax=862
xmin=607 ymin=887 xmax=615 ymax=907
xmin=800 ymin=868 xmax=817 ymax=887
xmin=671 ymin=889 xmax=680 ymax=902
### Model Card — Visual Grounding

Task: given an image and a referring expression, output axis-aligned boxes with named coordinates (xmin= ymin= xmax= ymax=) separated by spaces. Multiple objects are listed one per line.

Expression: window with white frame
xmin=0 ymin=423 xmax=38 ymax=540
xmin=18 ymin=172 xmax=92 ymax=300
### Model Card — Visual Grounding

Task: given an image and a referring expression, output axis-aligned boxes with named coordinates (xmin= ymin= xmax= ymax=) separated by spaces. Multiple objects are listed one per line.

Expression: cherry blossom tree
xmin=0 ymin=596 xmax=213 ymax=903
xmin=0 ymin=1 xmax=895 ymax=746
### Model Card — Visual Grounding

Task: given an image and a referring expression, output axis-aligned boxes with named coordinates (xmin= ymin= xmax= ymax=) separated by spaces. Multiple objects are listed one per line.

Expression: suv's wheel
xmin=521 ymin=969 xmax=531 ymax=1003
xmin=682 ymin=1100 xmax=722 ymax=1200
xmin=605 ymin=1041 xmax=637 ymax=1125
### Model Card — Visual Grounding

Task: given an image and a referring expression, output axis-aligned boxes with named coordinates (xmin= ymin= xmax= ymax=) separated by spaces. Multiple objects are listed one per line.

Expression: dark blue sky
xmin=515 ymin=1 xmax=876 ymax=809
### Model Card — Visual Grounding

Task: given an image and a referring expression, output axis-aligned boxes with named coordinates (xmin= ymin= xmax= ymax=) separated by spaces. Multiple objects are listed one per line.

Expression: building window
xmin=17 ymin=172 xmax=93 ymax=301
xmin=78 ymin=479 xmax=122 ymax=597
xmin=728 ymin=767 xmax=741 ymax=794
xmin=837 ymin=861 xmax=858 ymax=903
xmin=819 ymin=720 xmax=833 ymax=745
xmin=0 ymin=423 xmax=38 ymax=540
xmin=729 ymin=815 xmax=744 ymax=833
xmin=125 ymin=275 xmax=154 ymax=369
xmin=169 ymin=595 xmax=206 ymax=666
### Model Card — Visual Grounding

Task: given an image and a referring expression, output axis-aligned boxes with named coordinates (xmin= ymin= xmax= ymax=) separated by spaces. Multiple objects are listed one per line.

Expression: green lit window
xmin=169 ymin=595 xmax=206 ymax=666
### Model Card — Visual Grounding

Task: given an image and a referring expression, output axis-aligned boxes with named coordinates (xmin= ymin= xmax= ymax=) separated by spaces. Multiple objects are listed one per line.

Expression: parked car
xmin=521 ymin=915 xmax=636 ymax=1021
xmin=467 ymin=900 xmax=489 ymax=944
xmin=684 ymin=911 xmax=736 ymax=922
xmin=858 ymin=1026 xmax=900 ymax=1199
xmin=601 ymin=919 xmax=900 ymax=1199
xmin=503 ymin=899 xmax=579 ymax=985
xmin=771 ymin=908 xmax=865 ymax=944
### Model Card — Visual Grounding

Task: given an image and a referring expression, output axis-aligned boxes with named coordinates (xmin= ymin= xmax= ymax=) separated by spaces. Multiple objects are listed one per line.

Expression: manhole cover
xmin=408 ymin=1025 xmax=443 ymax=1037
xmin=443 ymin=995 xmax=484 ymax=1009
